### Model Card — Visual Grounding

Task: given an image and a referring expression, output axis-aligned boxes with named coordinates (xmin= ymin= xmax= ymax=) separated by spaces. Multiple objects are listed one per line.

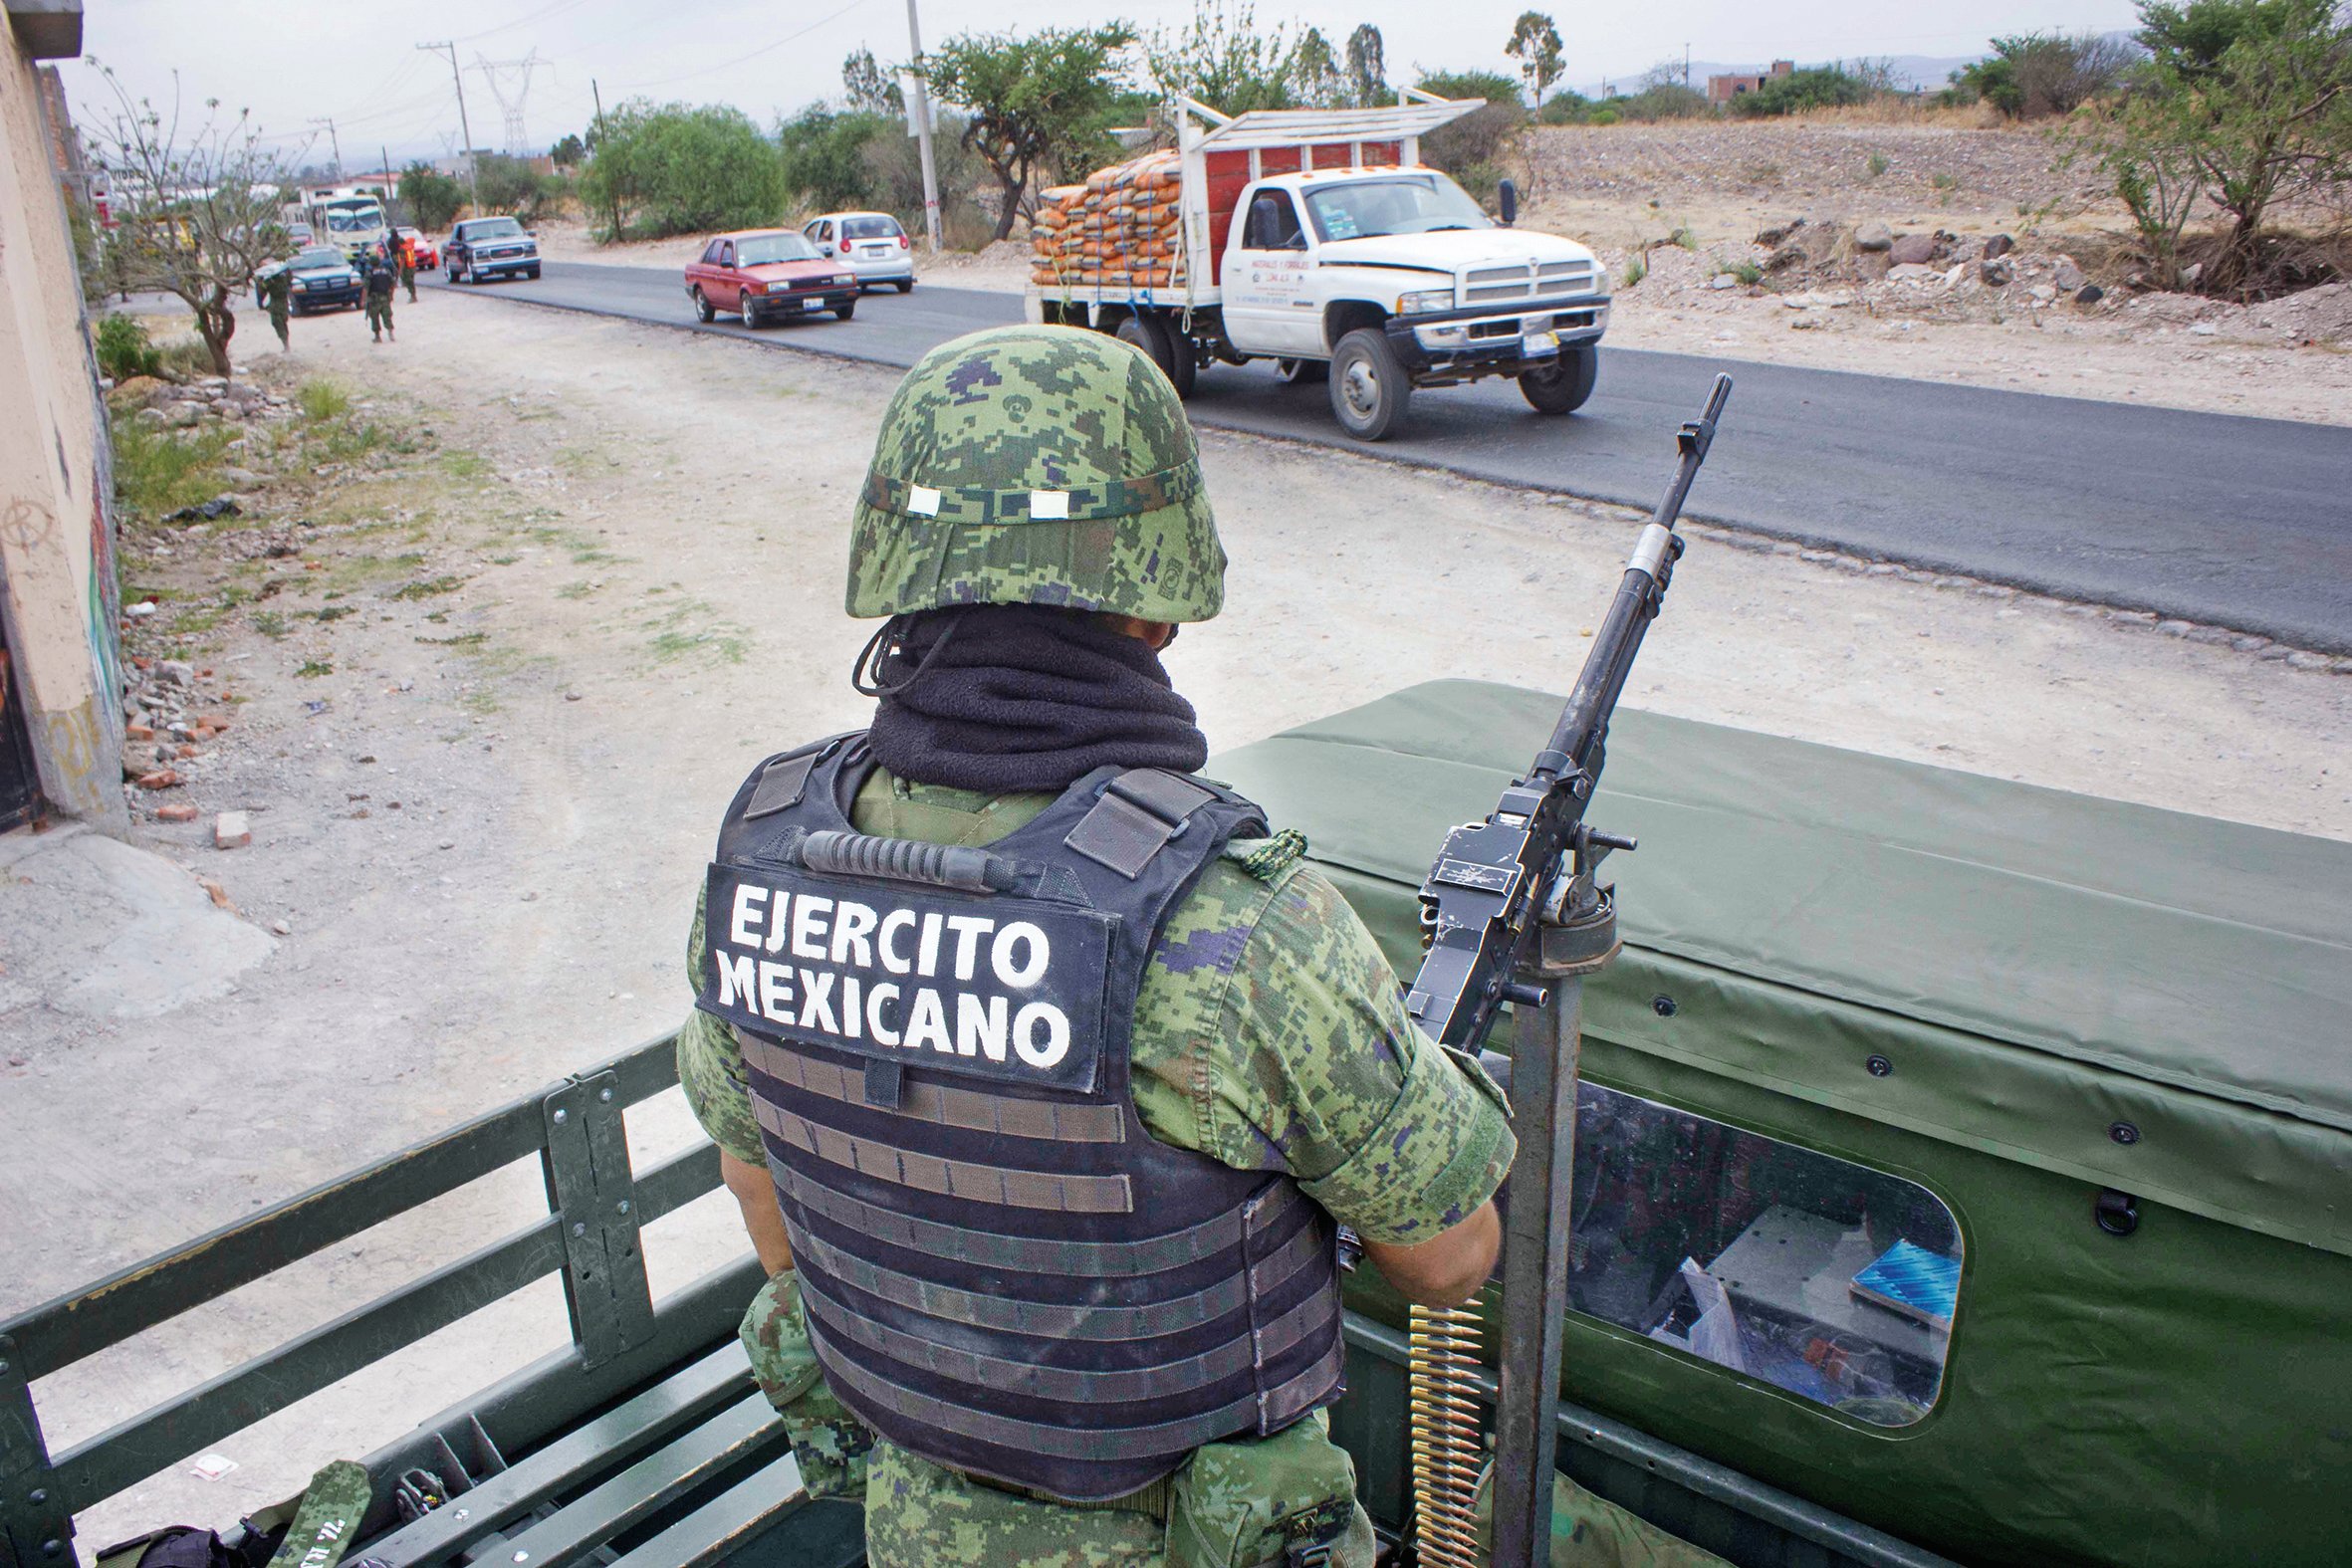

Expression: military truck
xmin=1026 ymin=95 xmax=1610 ymax=442
xmin=5 ymin=685 xmax=2346 ymax=1568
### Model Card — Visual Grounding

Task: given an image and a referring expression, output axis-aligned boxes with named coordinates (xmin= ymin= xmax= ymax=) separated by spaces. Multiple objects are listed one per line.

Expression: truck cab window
xmin=1244 ymin=192 xmax=1305 ymax=251
xmin=1566 ymin=1081 xmax=1963 ymax=1427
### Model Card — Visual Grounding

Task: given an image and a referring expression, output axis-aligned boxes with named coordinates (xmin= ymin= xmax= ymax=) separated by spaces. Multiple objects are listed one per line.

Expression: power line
xmin=598 ymin=0 xmax=867 ymax=93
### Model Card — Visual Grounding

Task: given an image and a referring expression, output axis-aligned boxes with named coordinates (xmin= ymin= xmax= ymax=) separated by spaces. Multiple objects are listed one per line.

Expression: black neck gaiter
xmin=861 ymin=606 xmax=1209 ymax=793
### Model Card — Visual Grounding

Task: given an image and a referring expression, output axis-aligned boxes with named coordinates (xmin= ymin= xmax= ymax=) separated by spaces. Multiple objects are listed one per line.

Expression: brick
xmin=197 ymin=711 xmax=233 ymax=731
xmin=134 ymin=769 xmax=182 ymax=790
xmin=125 ymin=723 xmax=155 ymax=741
xmin=199 ymin=878 xmax=233 ymax=908
xmin=155 ymin=803 xmax=199 ymax=822
xmin=214 ymin=810 xmax=252 ymax=849
xmin=175 ymin=743 xmax=199 ymax=760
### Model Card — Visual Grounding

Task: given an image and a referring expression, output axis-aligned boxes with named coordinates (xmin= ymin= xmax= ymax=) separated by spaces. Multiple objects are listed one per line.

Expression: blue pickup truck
xmin=444 ymin=215 xmax=542 ymax=285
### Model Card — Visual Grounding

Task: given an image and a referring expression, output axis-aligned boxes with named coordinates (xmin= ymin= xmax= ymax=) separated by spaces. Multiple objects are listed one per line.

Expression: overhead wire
xmin=593 ymin=0 xmax=867 ymax=93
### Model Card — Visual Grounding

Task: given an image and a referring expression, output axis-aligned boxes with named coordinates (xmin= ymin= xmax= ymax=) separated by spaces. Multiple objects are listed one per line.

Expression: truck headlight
xmin=290 ymin=279 xmax=308 ymax=291
xmin=835 ymin=275 xmax=855 ymax=287
xmin=1399 ymin=289 xmax=1454 ymax=315
xmin=769 ymin=280 xmax=792 ymax=292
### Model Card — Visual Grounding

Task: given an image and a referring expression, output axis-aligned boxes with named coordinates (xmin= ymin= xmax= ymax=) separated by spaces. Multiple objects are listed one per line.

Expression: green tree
xmin=1145 ymin=0 xmax=1297 ymax=114
xmin=82 ymin=63 xmax=292 ymax=375
xmin=550 ymin=132 xmax=588 ymax=166
xmin=2075 ymin=0 xmax=2352 ymax=292
xmin=842 ymin=47 xmax=905 ymax=115
xmin=1293 ymin=27 xmax=1347 ymax=108
xmin=923 ymin=24 xmax=1135 ymax=241
xmin=400 ymin=160 xmax=466 ymax=229
xmin=1414 ymin=70 xmax=1528 ymax=195
xmin=473 ymin=152 xmax=570 ymax=223
xmin=1951 ymin=32 xmax=2140 ymax=116
xmin=1730 ymin=64 xmax=1884 ymax=116
xmin=580 ymin=100 xmax=787 ymax=240
xmin=1506 ymin=12 xmax=1566 ymax=106
xmin=1345 ymin=24 xmax=1387 ymax=107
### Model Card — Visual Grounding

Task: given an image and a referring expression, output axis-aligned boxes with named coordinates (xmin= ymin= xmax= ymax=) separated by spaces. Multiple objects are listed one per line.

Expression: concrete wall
xmin=0 ymin=3 xmax=124 ymax=826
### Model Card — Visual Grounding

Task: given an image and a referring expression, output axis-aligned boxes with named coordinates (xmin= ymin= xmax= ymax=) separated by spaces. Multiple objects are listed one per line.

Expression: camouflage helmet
xmin=846 ymin=325 xmax=1225 ymax=622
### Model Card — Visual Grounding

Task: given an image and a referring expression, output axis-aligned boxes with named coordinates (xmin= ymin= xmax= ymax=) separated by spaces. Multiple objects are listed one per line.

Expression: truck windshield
xmin=736 ymin=233 xmax=819 ymax=264
xmin=1301 ymin=175 xmax=1492 ymax=242
xmin=325 ymin=207 xmax=381 ymax=233
xmin=467 ymin=219 xmax=525 ymax=239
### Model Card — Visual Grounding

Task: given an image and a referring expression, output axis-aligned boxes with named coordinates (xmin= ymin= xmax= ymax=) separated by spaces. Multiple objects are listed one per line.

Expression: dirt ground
xmin=10 ymin=290 xmax=2351 ymax=1546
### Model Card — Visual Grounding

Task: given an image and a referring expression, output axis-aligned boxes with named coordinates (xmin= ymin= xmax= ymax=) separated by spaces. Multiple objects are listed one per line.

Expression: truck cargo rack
xmin=3 ymin=1030 xmax=1953 ymax=1568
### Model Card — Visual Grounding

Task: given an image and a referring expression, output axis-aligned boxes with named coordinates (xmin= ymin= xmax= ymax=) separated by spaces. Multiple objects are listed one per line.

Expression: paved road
xmin=430 ymin=262 xmax=2352 ymax=652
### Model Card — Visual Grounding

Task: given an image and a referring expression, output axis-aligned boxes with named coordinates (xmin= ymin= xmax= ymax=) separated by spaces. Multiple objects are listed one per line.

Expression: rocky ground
xmin=10 ymin=293 xmax=2351 ymax=1547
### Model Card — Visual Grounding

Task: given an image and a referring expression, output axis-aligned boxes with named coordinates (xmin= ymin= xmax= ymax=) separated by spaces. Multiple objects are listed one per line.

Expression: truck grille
xmin=1463 ymin=260 xmax=1600 ymax=303
xmin=1465 ymin=264 xmax=1535 ymax=303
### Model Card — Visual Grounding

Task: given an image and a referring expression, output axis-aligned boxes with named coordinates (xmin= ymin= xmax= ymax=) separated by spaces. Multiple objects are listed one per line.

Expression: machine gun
xmin=1400 ymin=373 xmax=1732 ymax=1568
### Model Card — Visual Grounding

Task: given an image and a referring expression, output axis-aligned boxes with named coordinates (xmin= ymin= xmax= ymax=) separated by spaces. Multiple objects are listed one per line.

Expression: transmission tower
xmin=472 ymin=50 xmax=546 ymax=157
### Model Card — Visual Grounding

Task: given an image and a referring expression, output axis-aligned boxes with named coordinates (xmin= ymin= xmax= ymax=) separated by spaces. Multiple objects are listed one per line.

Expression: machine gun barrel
xmin=1536 ymin=371 xmax=1733 ymax=787
xmin=1402 ymin=374 xmax=1732 ymax=1052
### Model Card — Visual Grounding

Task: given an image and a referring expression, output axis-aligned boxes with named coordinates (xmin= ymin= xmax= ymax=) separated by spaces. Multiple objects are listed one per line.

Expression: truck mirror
xmin=1250 ymin=195 xmax=1284 ymax=247
xmin=1499 ymin=178 xmax=1519 ymax=227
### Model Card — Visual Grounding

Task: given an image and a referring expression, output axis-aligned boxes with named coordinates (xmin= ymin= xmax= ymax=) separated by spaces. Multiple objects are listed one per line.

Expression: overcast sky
xmin=58 ymin=0 xmax=2144 ymax=172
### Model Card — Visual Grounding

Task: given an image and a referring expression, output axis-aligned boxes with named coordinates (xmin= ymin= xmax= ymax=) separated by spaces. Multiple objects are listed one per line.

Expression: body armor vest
xmin=699 ymin=735 xmax=1345 ymax=1501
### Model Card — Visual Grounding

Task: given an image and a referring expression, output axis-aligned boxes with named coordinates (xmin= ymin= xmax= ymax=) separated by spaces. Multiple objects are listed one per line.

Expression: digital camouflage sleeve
xmin=678 ymin=773 xmax=1517 ymax=1566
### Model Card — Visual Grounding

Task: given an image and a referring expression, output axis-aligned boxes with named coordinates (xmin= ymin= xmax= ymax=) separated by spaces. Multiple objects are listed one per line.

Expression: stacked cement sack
xmin=1029 ymin=150 xmax=1186 ymax=291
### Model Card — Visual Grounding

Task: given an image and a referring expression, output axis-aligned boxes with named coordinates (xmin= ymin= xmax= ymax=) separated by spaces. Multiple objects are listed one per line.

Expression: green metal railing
xmin=0 ymin=1036 xmax=725 ymax=1568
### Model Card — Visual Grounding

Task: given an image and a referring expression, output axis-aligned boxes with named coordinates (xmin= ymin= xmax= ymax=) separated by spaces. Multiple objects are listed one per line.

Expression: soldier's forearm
xmin=720 ymin=1150 xmax=795 ymax=1274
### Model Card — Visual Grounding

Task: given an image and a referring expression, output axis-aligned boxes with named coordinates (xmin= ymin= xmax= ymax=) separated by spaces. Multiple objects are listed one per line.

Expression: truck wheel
xmin=1329 ymin=328 xmax=1410 ymax=441
xmin=894 ymin=279 xmax=914 ymax=294
xmin=693 ymin=288 xmax=715 ymax=323
xmin=1114 ymin=314 xmax=1192 ymax=399
xmin=834 ymin=298 xmax=857 ymax=322
xmin=1276 ymin=357 xmax=1327 ymax=385
xmin=1520 ymin=346 xmax=1599 ymax=415
xmin=741 ymin=291 xmax=762 ymax=329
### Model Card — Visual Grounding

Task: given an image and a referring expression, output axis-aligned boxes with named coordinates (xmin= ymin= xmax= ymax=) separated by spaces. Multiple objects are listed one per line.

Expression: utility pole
xmin=418 ymin=41 xmax=481 ymax=215
xmin=310 ymin=117 xmax=342 ymax=180
xmin=591 ymin=78 xmax=621 ymax=240
xmin=1684 ymin=44 xmax=1691 ymax=90
xmin=904 ymin=0 xmax=943 ymax=253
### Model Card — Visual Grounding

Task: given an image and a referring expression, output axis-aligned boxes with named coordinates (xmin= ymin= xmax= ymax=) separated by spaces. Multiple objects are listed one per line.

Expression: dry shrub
xmin=1787 ymin=100 xmax=2005 ymax=130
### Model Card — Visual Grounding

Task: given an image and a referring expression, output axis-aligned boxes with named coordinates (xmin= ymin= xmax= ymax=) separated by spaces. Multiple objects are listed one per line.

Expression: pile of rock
xmin=1758 ymin=218 xmax=2109 ymax=310
xmin=119 ymin=657 xmax=239 ymax=799
xmin=110 ymin=376 xmax=294 ymax=429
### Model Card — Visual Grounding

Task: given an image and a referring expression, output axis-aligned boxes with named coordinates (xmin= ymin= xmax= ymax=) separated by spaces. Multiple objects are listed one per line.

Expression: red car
xmin=395 ymin=227 xmax=439 ymax=270
xmin=685 ymin=229 xmax=860 ymax=328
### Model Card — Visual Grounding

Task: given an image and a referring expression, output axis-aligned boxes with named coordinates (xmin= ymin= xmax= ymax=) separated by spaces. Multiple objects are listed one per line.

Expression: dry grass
xmin=1784 ymin=101 xmax=2008 ymax=130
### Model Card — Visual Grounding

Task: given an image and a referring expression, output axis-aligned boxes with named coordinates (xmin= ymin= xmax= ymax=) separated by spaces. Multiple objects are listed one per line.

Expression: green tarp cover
xmin=1211 ymin=681 xmax=2352 ymax=1257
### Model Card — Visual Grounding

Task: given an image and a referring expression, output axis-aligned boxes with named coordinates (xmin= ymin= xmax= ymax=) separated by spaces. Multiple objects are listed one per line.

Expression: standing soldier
xmin=362 ymin=245 xmax=395 ymax=343
xmin=396 ymin=231 xmax=418 ymax=304
xmin=259 ymin=265 xmax=292 ymax=352
xmin=681 ymin=325 xmax=1515 ymax=1567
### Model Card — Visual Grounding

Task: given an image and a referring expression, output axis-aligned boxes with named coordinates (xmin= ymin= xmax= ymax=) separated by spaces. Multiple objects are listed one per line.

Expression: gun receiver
xmin=1403 ymin=373 xmax=1732 ymax=1049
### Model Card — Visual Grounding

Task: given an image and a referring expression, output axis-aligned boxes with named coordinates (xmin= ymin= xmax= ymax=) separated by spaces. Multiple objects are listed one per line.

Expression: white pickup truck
xmin=1026 ymin=94 xmax=1611 ymax=440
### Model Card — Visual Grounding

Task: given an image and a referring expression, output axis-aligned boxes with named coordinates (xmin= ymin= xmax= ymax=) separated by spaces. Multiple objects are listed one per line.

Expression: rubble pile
xmin=107 ymin=375 xmax=295 ymax=429
xmin=118 ymin=656 xmax=238 ymax=801
xmin=1030 ymin=152 xmax=1188 ymax=291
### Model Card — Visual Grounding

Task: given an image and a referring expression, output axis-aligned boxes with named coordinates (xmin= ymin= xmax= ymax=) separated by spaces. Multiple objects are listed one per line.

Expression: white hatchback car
xmin=801 ymin=212 xmax=915 ymax=291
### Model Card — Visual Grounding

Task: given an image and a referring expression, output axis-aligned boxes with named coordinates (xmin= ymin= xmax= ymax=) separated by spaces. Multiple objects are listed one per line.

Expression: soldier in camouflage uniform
xmin=259 ymin=266 xmax=292 ymax=351
xmin=682 ymin=324 xmax=1515 ymax=1567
